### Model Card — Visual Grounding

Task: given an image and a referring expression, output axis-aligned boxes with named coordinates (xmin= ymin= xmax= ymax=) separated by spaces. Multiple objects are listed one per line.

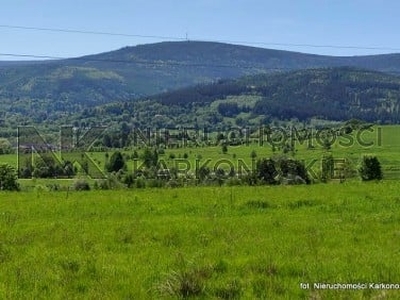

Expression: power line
xmin=3 ymin=51 xmax=400 ymax=78
xmin=2 ymin=51 xmax=400 ymax=76
xmin=0 ymin=24 xmax=186 ymax=41
xmin=1 ymin=25 xmax=400 ymax=74
xmin=1 ymin=24 xmax=400 ymax=52
xmin=216 ymin=39 xmax=400 ymax=52
xmin=0 ymin=53 xmax=62 ymax=60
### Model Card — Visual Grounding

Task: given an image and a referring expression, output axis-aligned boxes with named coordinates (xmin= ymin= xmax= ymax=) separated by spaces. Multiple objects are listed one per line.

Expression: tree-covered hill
xmin=2 ymin=40 xmax=400 ymax=115
xmin=3 ymin=66 xmax=400 ymax=146
xmin=96 ymin=67 xmax=400 ymax=130
xmin=250 ymin=68 xmax=400 ymax=122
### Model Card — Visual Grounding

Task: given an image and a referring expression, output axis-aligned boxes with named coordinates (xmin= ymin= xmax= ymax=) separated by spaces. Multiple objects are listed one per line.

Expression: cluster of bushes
xmin=95 ymin=149 xmax=313 ymax=189
xmin=64 ymin=151 xmax=387 ymax=191
xmin=68 ymin=153 xmax=384 ymax=191
xmin=359 ymin=155 xmax=382 ymax=181
xmin=0 ymin=164 xmax=20 ymax=191
xmin=18 ymin=156 xmax=76 ymax=179
xmin=0 ymin=147 xmax=384 ymax=192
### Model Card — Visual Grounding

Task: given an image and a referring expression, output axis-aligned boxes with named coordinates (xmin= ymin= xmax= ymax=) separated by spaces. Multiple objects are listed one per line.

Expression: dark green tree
xmin=256 ymin=158 xmax=277 ymax=184
xmin=279 ymin=158 xmax=311 ymax=184
xmin=0 ymin=164 xmax=20 ymax=191
xmin=222 ymin=144 xmax=228 ymax=154
xmin=216 ymin=133 xmax=225 ymax=145
xmin=322 ymin=139 xmax=332 ymax=151
xmin=122 ymin=173 xmax=135 ymax=188
xmin=250 ymin=150 xmax=257 ymax=160
xmin=106 ymin=151 xmax=126 ymax=173
xmin=142 ymin=148 xmax=158 ymax=169
xmin=359 ymin=156 xmax=382 ymax=181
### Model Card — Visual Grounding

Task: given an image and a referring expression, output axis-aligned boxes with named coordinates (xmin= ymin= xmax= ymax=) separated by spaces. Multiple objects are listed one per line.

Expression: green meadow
xmin=1 ymin=183 xmax=400 ymax=299
xmin=3 ymin=125 xmax=400 ymax=185
xmin=0 ymin=125 xmax=400 ymax=299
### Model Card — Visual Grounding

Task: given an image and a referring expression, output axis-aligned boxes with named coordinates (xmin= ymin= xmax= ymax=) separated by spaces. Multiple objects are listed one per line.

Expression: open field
xmin=1 ymin=183 xmax=400 ymax=299
xmin=2 ymin=125 xmax=399 ymax=185
xmin=0 ymin=125 xmax=399 ymax=298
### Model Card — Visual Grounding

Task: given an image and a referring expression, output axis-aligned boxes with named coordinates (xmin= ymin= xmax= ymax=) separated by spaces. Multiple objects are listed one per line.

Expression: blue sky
xmin=1 ymin=0 xmax=400 ymax=60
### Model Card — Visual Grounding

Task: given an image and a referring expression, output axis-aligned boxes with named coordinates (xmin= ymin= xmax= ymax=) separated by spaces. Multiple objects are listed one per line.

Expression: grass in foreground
xmin=1 ymin=182 xmax=400 ymax=299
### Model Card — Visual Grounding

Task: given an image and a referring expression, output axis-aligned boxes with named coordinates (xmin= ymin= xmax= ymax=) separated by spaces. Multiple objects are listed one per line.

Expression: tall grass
xmin=1 ymin=182 xmax=400 ymax=298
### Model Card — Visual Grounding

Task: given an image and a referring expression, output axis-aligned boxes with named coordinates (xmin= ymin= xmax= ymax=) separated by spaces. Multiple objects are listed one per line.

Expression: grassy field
xmin=1 ymin=183 xmax=400 ymax=299
xmin=100 ymin=125 xmax=400 ymax=178
xmin=2 ymin=125 xmax=399 ymax=186
xmin=0 ymin=125 xmax=399 ymax=298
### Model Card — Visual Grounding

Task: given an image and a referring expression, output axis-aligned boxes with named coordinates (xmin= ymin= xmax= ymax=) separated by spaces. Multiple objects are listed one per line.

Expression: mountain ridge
xmin=71 ymin=41 xmax=400 ymax=75
xmin=2 ymin=41 xmax=400 ymax=122
xmin=75 ymin=66 xmax=400 ymax=132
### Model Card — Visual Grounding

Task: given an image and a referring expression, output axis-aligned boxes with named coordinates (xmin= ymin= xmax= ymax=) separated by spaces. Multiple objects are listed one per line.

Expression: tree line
xmin=0 ymin=147 xmax=383 ymax=191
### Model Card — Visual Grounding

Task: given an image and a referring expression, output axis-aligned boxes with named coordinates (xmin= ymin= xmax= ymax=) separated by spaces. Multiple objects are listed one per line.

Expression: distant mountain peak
xmin=1 ymin=41 xmax=400 ymax=121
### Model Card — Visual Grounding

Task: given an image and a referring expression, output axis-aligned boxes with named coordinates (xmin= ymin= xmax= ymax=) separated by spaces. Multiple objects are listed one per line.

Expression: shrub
xmin=278 ymin=158 xmax=311 ymax=184
xmin=106 ymin=151 xmax=126 ymax=173
xmin=94 ymin=179 xmax=111 ymax=190
xmin=73 ymin=179 xmax=91 ymax=191
xmin=122 ymin=173 xmax=135 ymax=188
xmin=0 ymin=164 xmax=20 ymax=191
xmin=142 ymin=148 xmax=158 ymax=168
xmin=157 ymin=270 xmax=204 ymax=298
xmin=132 ymin=150 xmax=139 ymax=159
xmin=156 ymin=265 xmax=212 ymax=298
xmin=250 ymin=150 xmax=257 ymax=159
xmin=135 ymin=178 xmax=146 ymax=189
xmin=359 ymin=155 xmax=382 ymax=181
xmin=222 ymin=144 xmax=228 ymax=154
xmin=94 ymin=175 xmax=124 ymax=190
xmin=256 ymin=158 xmax=278 ymax=184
